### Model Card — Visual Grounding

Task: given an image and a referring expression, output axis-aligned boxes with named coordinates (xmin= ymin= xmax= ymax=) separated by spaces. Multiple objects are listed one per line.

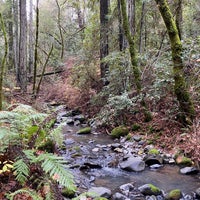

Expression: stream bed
xmin=56 ymin=108 xmax=200 ymax=199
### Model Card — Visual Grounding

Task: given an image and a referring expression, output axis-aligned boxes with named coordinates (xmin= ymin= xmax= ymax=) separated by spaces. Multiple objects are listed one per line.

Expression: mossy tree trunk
xmin=155 ymin=0 xmax=195 ymax=123
xmin=120 ymin=0 xmax=141 ymax=93
xmin=0 ymin=13 xmax=8 ymax=110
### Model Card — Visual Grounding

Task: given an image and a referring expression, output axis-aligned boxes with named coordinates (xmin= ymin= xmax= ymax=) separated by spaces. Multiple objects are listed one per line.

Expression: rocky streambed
xmin=55 ymin=107 xmax=200 ymax=200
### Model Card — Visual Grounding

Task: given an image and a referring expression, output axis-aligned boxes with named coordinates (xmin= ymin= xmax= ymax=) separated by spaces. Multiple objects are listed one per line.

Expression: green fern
xmin=6 ymin=188 xmax=43 ymax=200
xmin=37 ymin=152 xmax=75 ymax=190
xmin=49 ymin=124 xmax=64 ymax=147
xmin=13 ymin=159 xmax=30 ymax=185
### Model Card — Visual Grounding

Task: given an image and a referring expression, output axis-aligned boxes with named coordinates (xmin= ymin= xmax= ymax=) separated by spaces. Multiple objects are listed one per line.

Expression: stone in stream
xmin=138 ymin=184 xmax=162 ymax=196
xmin=165 ymin=189 xmax=182 ymax=200
xmin=143 ymin=154 xmax=163 ymax=166
xmin=74 ymin=114 xmax=85 ymax=122
xmin=119 ymin=157 xmax=145 ymax=172
xmin=195 ymin=187 xmax=200 ymax=199
xmin=88 ymin=186 xmax=112 ymax=198
xmin=119 ymin=183 xmax=135 ymax=196
xmin=180 ymin=166 xmax=199 ymax=175
xmin=112 ymin=192 xmax=129 ymax=200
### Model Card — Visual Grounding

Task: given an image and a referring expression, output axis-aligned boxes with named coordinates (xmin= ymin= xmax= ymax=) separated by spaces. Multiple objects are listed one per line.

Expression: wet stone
xmin=88 ymin=186 xmax=112 ymax=198
xmin=112 ymin=192 xmax=129 ymax=200
xmin=64 ymin=138 xmax=75 ymax=145
xmin=180 ymin=167 xmax=199 ymax=175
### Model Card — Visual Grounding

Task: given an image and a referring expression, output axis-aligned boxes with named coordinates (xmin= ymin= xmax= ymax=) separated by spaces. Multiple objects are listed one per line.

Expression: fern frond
xmin=25 ymin=113 xmax=47 ymax=123
xmin=23 ymin=150 xmax=38 ymax=163
xmin=6 ymin=188 xmax=43 ymax=200
xmin=0 ymin=111 xmax=22 ymax=121
xmin=49 ymin=124 xmax=64 ymax=146
xmin=13 ymin=159 xmax=30 ymax=185
xmin=38 ymin=153 xmax=75 ymax=190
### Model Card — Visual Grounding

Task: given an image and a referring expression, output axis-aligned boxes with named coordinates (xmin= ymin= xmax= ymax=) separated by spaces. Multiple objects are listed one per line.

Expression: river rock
xmin=180 ymin=167 xmax=199 ymax=175
xmin=112 ymin=192 xmax=129 ymax=200
xmin=138 ymin=184 xmax=161 ymax=196
xmin=143 ymin=154 xmax=163 ymax=166
xmin=88 ymin=186 xmax=112 ymax=198
xmin=66 ymin=117 xmax=74 ymax=125
xmin=146 ymin=195 xmax=157 ymax=200
xmin=119 ymin=183 xmax=134 ymax=196
xmin=165 ymin=189 xmax=182 ymax=200
xmin=76 ymin=127 xmax=91 ymax=134
xmin=195 ymin=188 xmax=200 ymax=199
xmin=74 ymin=114 xmax=85 ymax=122
xmin=149 ymin=164 xmax=163 ymax=169
xmin=64 ymin=138 xmax=75 ymax=145
xmin=120 ymin=157 xmax=145 ymax=172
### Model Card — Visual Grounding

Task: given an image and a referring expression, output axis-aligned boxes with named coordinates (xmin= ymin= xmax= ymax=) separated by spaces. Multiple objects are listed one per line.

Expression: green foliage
xmin=6 ymin=188 xmax=43 ymax=200
xmin=13 ymin=159 xmax=30 ymax=185
xmin=132 ymin=123 xmax=141 ymax=131
xmin=148 ymin=148 xmax=159 ymax=155
xmin=95 ymin=92 xmax=138 ymax=126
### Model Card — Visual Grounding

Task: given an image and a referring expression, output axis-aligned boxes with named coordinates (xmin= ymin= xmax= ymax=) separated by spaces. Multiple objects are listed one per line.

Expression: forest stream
xmin=55 ymin=108 xmax=200 ymax=199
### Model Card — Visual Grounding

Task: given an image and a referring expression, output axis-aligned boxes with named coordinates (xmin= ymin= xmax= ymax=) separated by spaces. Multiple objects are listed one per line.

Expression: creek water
xmin=61 ymin=123 xmax=200 ymax=195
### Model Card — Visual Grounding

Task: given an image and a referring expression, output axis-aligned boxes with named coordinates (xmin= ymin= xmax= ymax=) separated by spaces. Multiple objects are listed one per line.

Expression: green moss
xmin=126 ymin=133 xmax=132 ymax=140
xmin=94 ymin=198 xmax=108 ymax=200
xmin=111 ymin=126 xmax=129 ymax=139
xmin=176 ymin=156 xmax=193 ymax=166
xmin=77 ymin=127 xmax=91 ymax=134
xmin=132 ymin=124 xmax=141 ymax=131
xmin=168 ymin=189 xmax=182 ymax=200
xmin=148 ymin=184 xmax=161 ymax=194
xmin=62 ymin=186 xmax=77 ymax=198
xmin=149 ymin=148 xmax=159 ymax=155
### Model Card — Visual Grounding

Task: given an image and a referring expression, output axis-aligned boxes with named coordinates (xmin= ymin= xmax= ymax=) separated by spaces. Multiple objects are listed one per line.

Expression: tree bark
xmin=139 ymin=2 xmax=145 ymax=54
xmin=18 ymin=0 xmax=27 ymax=92
xmin=56 ymin=0 xmax=64 ymax=60
xmin=155 ymin=0 xmax=195 ymax=123
xmin=100 ymin=0 xmax=109 ymax=85
xmin=175 ymin=0 xmax=183 ymax=40
xmin=32 ymin=0 xmax=39 ymax=97
xmin=120 ymin=0 xmax=141 ymax=92
xmin=28 ymin=0 xmax=34 ymax=74
xmin=13 ymin=0 xmax=19 ymax=76
xmin=0 ymin=13 xmax=8 ymax=110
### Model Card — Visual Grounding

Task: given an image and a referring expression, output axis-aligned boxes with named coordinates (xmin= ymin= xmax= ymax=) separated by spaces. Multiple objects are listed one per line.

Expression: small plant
xmin=132 ymin=123 xmax=141 ymax=131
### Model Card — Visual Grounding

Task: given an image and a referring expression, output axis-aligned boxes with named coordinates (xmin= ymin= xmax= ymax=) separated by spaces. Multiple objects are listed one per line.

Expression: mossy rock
xmin=132 ymin=123 xmax=141 ymax=131
xmin=126 ymin=133 xmax=132 ymax=141
xmin=77 ymin=127 xmax=91 ymax=134
xmin=148 ymin=148 xmax=159 ymax=155
xmin=148 ymin=184 xmax=161 ymax=194
xmin=111 ymin=126 xmax=129 ymax=139
xmin=176 ymin=155 xmax=193 ymax=166
xmin=166 ymin=189 xmax=182 ymax=200
xmin=62 ymin=186 xmax=77 ymax=198
xmin=94 ymin=198 xmax=108 ymax=200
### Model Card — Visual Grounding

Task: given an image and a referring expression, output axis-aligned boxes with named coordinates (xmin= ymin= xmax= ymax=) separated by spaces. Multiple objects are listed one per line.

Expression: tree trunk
xmin=28 ymin=0 xmax=34 ymax=75
xmin=7 ymin=0 xmax=14 ymax=70
xmin=56 ymin=0 xmax=64 ymax=60
xmin=100 ymin=0 xmax=109 ymax=85
xmin=128 ymin=0 xmax=135 ymax=36
xmin=155 ymin=0 xmax=195 ymax=123
xmin=175 ymin=0 xmax=183 ymax=40
xmin=32 ymin=0 xmax=39 ymax=97
xmin=13 ymin=0 xmax=19 ymax=76
xmin=0 ymin=13 xmax=8 ymax=110
xmin=139 ymin=1 xmax=145 ymax=54
xmin=18 ymin=0 xmax=27 ymax=92
xmin=120 ymin=0 xmax=141 ymax=92
xmin=117 ymin=0 xmax=125 ymax=51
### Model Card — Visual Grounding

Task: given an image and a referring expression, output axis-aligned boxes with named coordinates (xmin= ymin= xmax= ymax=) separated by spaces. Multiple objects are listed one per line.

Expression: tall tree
xmin=120 ymin=0 xmax=141 ymax=92
xmin=7 ymin=0 xmax=14 ymax=70
xmin=13 ymin=0 xmax=19 ymax=75
xmin=139 ymin=1 xmax=145 ymax=53
xmin=175 ymin=0 xmax=183 ymax=40
xmin=100 ymin=0 xmax=109 ymax=85
xmin=155 ymin=0 xmax=195 ymax=123
xmin=18 ymin=0 xmax=27 ymax=92
xmin=28 ymin=0 xmax=34 ymax=74
xmin=0 ymin=13 xmax=8 ymax=110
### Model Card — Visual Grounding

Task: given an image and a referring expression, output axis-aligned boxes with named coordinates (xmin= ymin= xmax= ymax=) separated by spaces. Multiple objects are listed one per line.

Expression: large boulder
xmin=120 ymin=157 xmax=145 ymax=172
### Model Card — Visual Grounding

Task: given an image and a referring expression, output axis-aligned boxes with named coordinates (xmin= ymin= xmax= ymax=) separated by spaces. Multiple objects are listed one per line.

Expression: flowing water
xmin=61 ymin=124 xmax=200 ymax=195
